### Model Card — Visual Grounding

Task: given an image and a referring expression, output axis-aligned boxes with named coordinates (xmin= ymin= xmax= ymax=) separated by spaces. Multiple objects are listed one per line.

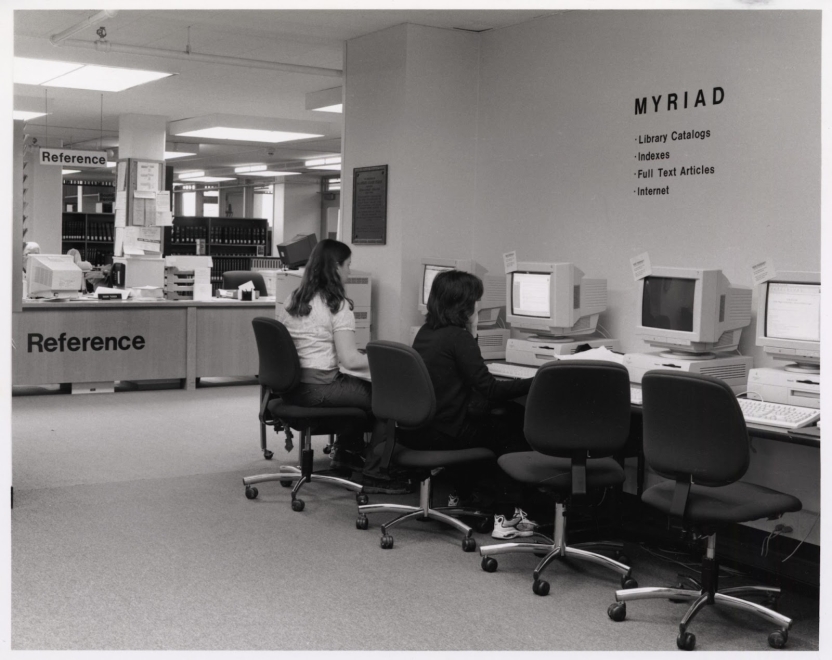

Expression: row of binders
xmin=62 ymin=221 xmax=114 ymax=242
xmin=170 ymin=225 xmax=267 ymax=245
xmin=209 ymin=257 xmax=256 ymax=284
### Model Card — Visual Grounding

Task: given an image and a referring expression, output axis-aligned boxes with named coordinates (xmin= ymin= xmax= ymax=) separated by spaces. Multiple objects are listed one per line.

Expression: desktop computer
xmin=747 ymin=271 xmax=821 ymax=407
xmin=26 ymin=254 xmax=84 ymax=299
xmin=277 ymin=233 xmax=317 ymax=268
xmin=624 ymin=266 xmax=754 ymax=393
xmin=503 ymin=261 xmax=618 ymax=366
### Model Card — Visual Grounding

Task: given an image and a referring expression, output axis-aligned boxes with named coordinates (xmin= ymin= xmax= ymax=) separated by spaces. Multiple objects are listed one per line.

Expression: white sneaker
xmin=491 ymin=513 xmax=535 ymax=539
xmin=510 ymin=508 xmax=540 ymax=534
xmin=447 ymin=492 xmax=460 ymax=507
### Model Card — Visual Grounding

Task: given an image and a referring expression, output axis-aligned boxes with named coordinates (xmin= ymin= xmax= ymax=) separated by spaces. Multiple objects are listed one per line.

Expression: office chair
xmin=356 ymin=340 xmax=495 ymax=552
xmin=243 ymin=317 xmax=370 ymax=511
xmin=222 ymin=270 xmax=269 ymax=296
xmin=479 ymin=360 xmax=636 ymax=596
xmin=608 ymin=371 xmax=801 ymax=650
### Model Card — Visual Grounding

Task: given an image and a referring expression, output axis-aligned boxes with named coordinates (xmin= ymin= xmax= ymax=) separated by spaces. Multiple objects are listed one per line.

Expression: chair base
xmin=243 ymin=429 xmax=367 ymax=511
xmin=356 ymin=475 xmax=489 ymax=552
xmin=479 ymin=501 xmax=634 ymax=596
xmin=610 ymin=533 xmax=793 ymax=650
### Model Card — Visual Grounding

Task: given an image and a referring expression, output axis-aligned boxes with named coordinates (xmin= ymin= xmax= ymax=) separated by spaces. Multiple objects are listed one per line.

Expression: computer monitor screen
xmin=277 ymin=233 xmax=317 ymax=268
xmin=765 ymin=282 xmax=820 ymax=342
xmin=635 ymin=267 xmax=752 ymax=355
xmin=756 ymin=271 xmax=820 ymax=370
xmin=510 ymin=272 xmax=551 ymax=318
xmin=505 ymin=262 xmax=607 ymax=338
xmin=26 ymin=254 xmax=84 ymax=299
xmin=641 ymin=277 xmax=696 ymax=332
xmin=422 ymin=265 xmax=453 ymax=305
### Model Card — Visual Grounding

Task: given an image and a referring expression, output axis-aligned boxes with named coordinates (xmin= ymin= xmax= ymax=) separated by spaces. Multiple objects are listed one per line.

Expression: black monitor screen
xmin=641 ymin=276 xmax=695 ymax=332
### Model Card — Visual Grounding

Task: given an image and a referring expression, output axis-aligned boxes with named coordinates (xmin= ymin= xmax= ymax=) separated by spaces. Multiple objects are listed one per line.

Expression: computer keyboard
xmin=487 ymin=362 xmax=538 ymax=380
xmin=737 ymin=398 xmax=820 ymax=430
xmin=630 ymin=386 xmax=643 ymax=406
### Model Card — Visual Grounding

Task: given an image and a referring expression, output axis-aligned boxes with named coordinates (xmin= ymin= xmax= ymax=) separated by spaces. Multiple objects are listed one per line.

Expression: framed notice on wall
xmin=352 ymin=165 xmax=388 ymax=245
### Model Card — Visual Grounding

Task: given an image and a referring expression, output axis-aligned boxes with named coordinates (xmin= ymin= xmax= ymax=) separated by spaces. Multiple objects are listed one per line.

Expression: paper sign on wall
xmin=155 ymin=191 xmax=173 ymax=226
xmin=503 ymin=251 xmax=518 ymax=274
xmin=751 ymin=259 xmax=777 ymax=286
xmin=630 ymin=252 xmax=652 ymax=280
xmin=136 ymin=161 xmax=160 ymax=192
xmin=123 ymin=226 xmax=162 ymax=255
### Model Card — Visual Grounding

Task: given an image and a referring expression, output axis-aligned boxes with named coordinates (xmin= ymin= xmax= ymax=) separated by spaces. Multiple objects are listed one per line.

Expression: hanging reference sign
xmin=39 ymin=148 xmax=107 ymax=168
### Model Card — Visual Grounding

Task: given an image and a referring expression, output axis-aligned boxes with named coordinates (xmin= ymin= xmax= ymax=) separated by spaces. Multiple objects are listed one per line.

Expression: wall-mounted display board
xmin=352 ymin=165 xmax=387 ymax=245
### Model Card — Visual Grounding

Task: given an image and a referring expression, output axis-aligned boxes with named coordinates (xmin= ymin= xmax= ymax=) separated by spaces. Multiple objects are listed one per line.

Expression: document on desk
xmin=340 ymin=365 xmax=372 ymax=382
xmin=555 ymin=346 xmax=625 ymax=364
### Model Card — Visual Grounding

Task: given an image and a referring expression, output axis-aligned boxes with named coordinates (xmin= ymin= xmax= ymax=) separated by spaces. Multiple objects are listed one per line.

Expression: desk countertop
xmin=21 ymin=297 xmax=277 ymax=310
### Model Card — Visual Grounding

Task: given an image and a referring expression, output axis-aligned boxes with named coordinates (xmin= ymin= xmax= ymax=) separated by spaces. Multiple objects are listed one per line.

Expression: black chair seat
xmin=371 ymin=442 xmax=494 ymax=470
xmin=642 ymin=480 xmax=802 ymax=525
xmin=498 ymin=451 xmax=625 ymax=492
xmin=267 ymin=398 xmax=369 ymax=434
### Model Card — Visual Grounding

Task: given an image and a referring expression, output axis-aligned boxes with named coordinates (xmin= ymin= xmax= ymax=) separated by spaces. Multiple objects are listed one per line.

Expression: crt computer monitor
xmin=755 ymin=271 xmax=820 ymax=373
xmin=506 ymin=262 xmax=607 ymax=338
xmin=636 ymin=267 xmax=752 ymax=356
xmin=26 ymin=254 xmax=84 ymax=299
xmin=277 ymin=233 xmax=317 ymax=268
xmin=417 ymin=257 xmax=487 ymax=315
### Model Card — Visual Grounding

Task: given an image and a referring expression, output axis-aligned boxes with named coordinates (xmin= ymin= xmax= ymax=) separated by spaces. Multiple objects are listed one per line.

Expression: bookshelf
xmin=61 ymin=212 xmax=116 ymax=267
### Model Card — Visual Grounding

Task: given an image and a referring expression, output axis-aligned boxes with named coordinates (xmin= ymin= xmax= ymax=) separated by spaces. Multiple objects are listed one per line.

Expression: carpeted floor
xmin=11 ymin=384 xmax=820 ymax=651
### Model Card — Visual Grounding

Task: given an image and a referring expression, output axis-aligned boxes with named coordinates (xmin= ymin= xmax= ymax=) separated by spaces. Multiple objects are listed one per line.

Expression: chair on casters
xmin=356 ymin=340 xmax=495 ymax=552
xmin=608 ymin=371 xmax=801 ymax=650
xmin=222 ymin=270 xmax=269 ymax=296
xmin=243 ymin=317 xmax=370 ymax=511
xmin=479 ymin=360 xmax=636 ymax=596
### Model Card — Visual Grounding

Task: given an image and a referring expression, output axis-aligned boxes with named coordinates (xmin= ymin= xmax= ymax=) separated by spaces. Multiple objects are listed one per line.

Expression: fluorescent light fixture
xmin=169 ymin=114 xmax=330 ymax=145
xmin=106 ymin=161 xmax=117 ymax=168
xmin=234 ymin=165 xmax=268 ymax=173
xmin=14 ymin=57 xmax=82 ymax=85
xmin=305 ymin=156 xmax=341 ymax=171
xmin=62 ymin=169 xmax=80 ymax=175
xmin=307 ymin=164 xmax=341 ymax=171
xmin=13 ymin=110 xmax=48 ymax=121
xmin=305 ymin=87 xmax=343 ymax=114
xmin=45 ymin=64 xmax=173 ymax=92
xmin=164 ymin=150 xmax=196 ymax=160
xmin=180 ymin=176 xmax=236 ymax=183
xmin=179 ymin=171 xmax=205 ymax=180
xmin=242 ymin=171 xmax=300 ymax=177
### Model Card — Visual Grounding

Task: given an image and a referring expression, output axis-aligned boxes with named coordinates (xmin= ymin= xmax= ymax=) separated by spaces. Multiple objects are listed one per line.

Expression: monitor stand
xmin=624 ymin=351 xmax=753 ymax=394
xmin=506 ymin=335 xmax=621 ymax=366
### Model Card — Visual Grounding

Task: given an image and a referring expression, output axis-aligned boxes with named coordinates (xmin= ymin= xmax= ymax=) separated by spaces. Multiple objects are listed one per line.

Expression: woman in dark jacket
xmin=409 ymin=269 xmax=539 ymax=539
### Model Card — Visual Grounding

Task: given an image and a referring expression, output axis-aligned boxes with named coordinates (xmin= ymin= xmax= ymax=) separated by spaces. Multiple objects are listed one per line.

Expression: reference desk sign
xmin=352 ymin=165 xmax=388 ymax=245
xmin=39 ymin=148 xmax=107 ymax=168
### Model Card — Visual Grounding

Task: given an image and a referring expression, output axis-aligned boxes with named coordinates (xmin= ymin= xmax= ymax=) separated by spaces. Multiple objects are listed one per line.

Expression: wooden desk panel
xmin=195 ymin=306 xmax=270 ymax=377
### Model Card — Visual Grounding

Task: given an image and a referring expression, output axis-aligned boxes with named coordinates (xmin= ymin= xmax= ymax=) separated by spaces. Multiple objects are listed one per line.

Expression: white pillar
xmin=118 ymin=114 xmax=166 ymax=161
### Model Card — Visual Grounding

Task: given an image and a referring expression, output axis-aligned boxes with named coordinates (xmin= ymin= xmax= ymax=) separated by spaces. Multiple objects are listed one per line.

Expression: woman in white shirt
xmin=277 ymin=239 xmax=408 ymax=494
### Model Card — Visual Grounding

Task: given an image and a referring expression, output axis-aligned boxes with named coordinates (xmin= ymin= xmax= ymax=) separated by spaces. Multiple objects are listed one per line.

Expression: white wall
xmin=23 ymin=149 xmax=62 ymax=255
xmin=473 ymin=10 xmax=821 ymax=366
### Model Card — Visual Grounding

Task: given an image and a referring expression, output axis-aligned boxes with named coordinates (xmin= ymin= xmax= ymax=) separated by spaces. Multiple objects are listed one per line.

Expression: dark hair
xmin=425 ymin=270 xmax=483 ymax=330
xmin=286 ymin=238 xmax=354 ymax=316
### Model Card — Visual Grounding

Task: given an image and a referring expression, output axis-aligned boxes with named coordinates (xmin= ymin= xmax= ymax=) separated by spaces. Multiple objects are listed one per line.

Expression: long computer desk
xmin=13 ymin=298 xmax=275 ymax=391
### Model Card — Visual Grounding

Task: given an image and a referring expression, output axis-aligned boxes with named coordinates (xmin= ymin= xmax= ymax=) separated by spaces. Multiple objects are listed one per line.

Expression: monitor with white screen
xmin=636 ymin=267 xmax=752 ymax=356
xmin=756 ymin=271 xmax=820 ymax=372
xmin=417 ymin=257 xmax=487 ymax=314
xmin=506 ymin=262 xmax=607 ymax=339
xmin=26 ymin=254 xmax=84 ymax=299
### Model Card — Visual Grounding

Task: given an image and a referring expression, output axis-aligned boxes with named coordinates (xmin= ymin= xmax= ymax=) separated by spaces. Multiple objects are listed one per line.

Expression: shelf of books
xmin=61 ymin=212 xmax=115 ymax=267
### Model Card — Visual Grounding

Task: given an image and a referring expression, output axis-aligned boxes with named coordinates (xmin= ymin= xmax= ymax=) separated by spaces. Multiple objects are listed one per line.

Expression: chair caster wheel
xmin=677 ymin=631 xmax=696 ymax=651
xmin=356 ymin=515 xmax=369 ymax=530
xmin=245 ymin=486 xmax=258 ymax=500
xmin=291 ymin=499 xmax=305 ymax=512
xmin=473 ymin=517 xmax=493 ymax=534
xmin=462 ymin=537 xmax=476 ymax=552
xmin=263 ymin=450 xmax=273 ymax=460
xmin=380 ymin=535 xmax=394 ymax=549
xmin=280 ymin=480 xmax=292 ymax=488
xmin=481 ymin=557 xmax=498 ymax=573
xmin=532 ymin=579 xmax=550 ymax=596
xmin=323 ymin=445 xmax=332 ymax=455
xmin=768 ymin=629 xmax=788 ymax=649
xmin=607 ymin=602 xmax=626 ymax=621
xmin=356 ymin=492 xmax=369 ymax=505
xmin=621 ymin=575 xmax=638 ymax=589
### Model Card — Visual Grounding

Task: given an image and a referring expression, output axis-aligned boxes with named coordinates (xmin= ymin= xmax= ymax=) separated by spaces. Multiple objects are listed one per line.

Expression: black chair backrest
xmin=524 ymin=360 xmax=631 ymax=457
xmin=366 ymin=340 xmax=436 ymax=429
xmin=223 ymin=270 xmax=269 ymax=296
xmin=251 ymin=317 xmax=301 ymax=394
xmin=642 ymin=371 xmax=749 ymax=487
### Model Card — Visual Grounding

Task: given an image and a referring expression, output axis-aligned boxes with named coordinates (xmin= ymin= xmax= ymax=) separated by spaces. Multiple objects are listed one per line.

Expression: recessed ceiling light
xmin=242 ymin=171 xmax=300 ymax=177
xmin=176 ymin=127 xmax=322 ymax=143
xmin=305 ymin=156 xmax=341 ymax=170
xmin=14 ymin=57 xmax=82 ymax=85
xmin=62 ymin=169 xmax=80 ymax=175
xmin=234 ymin=165 xmax=268 ymax=173
xmin=164 ymin=150 xmax=196 ymax=160
xmin=178 ymin=171 xmax=205 ymax=180
xmin=312 ymin=104 xmax=343 ymax=113
xmin=307 ymin=164 xmax=341 ymax=171
xmin=305 ymin=87 xmax=343 ymax=113
xmin=13 ymin=110 xmax=49 ymax=121
xmin=44 ymin=64 xmax=173 ymax=92
xmin=180 ymin=176 xmax=236 ymax=183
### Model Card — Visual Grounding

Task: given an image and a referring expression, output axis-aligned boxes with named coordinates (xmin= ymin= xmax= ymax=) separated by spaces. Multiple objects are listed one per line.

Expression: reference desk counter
xmin=13 ymin=298 xmax=275 ymax=390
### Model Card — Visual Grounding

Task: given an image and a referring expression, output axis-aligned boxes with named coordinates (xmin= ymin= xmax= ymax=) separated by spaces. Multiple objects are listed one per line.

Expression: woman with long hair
xmin=278 ymin=238 xmax=407 ymax=493
xmin=410 ymin=269 xmax=540 ymax=539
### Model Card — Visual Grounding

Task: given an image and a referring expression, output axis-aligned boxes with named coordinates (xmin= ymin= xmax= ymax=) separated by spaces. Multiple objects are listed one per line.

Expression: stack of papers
xmin=555 ymin=346 xmax=625 ymax=364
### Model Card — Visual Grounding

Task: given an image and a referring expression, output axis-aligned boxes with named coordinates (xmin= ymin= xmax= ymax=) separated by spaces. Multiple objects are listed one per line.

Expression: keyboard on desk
xmin=486 ymin=362 xmax=539 ymax=380
xmin=737 ymin=398 xmax=820 ymax=430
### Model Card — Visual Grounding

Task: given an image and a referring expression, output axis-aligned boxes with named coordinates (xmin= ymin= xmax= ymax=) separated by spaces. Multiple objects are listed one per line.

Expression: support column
xmin=118 ymin=114 xmax=166 ymax=161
